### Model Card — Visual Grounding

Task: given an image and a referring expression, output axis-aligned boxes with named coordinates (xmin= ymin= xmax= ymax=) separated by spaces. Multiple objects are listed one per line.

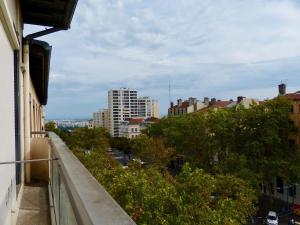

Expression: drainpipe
xmin=22 ymin=27 xmax=61 ymax=183
xmin=25 ymin=27 xmax=62 ymax=40
xmin=23 ymin=41 xmax=31 ymax=183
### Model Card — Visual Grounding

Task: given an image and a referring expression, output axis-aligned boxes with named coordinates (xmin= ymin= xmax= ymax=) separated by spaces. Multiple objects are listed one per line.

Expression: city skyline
xmin=24 ymin=0 xmax=300 ymax=119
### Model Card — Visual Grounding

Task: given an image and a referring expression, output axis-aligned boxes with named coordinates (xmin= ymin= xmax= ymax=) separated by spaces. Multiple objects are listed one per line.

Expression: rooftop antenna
xmin=168 ymin=76 xmax=172 ymax=104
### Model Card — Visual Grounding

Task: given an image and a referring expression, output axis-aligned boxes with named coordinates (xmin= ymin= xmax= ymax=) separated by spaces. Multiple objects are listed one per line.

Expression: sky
xmin=25 ymin=0 xmax=300 ymax=119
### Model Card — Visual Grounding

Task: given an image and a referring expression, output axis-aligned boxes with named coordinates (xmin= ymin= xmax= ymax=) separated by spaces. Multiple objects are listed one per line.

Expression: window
xmin=276 ymin=177 xmax=284 ymax=194
xmin=289 ymin=139 xmax=296 ymax=148
xmin=291 ymin=105 xmax=294 ymax=113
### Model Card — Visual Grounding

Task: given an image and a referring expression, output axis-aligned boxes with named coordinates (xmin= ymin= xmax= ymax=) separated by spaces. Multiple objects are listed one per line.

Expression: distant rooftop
xmin=285 ymin=92 xmax=300 ymax=101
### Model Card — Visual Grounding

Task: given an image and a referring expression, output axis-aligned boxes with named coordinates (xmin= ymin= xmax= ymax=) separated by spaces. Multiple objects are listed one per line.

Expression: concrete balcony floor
xmin=16 ymin=183 xmax=50 ymax=225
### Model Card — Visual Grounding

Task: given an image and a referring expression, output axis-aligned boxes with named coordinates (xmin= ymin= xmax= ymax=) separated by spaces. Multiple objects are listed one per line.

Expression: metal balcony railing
xmin=48 ymin=132 xmax=136 ymax=225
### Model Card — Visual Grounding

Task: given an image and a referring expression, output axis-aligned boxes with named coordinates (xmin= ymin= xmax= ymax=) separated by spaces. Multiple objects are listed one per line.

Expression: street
xmin=107 ymin=147 xmax=130 ymax=166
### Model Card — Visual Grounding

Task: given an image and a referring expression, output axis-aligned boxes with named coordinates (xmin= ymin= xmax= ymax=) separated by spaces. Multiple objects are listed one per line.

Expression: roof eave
xmin=29 ymin=39 xmax=52 ymax=105
xmin=22 ymin=0 xmax=78 ymax=29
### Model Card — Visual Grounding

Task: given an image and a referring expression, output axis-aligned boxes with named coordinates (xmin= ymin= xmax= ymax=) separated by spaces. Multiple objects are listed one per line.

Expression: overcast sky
xmin=25 ymin=0 xmax=300 ymax=119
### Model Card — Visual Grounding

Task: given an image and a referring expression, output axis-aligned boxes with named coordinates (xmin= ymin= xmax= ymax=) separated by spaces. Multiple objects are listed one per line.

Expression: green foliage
xmin=73 ymin=146 xmax=256 ymax=225
xmin=131 ymin=135 xmax=175 ymax=166
xmin=146 ymin=97 xmax=300 ymax=189
xmin=45 ymin=121 xmax=59 ymax=133
xmin=51 ymin=97 xmax=298 ymax=224
xmin=64 ymin=127 xmax=110 ymax=152
xmin=110 ymin=137 xmax=132 ymax=153
xmin=56 ymin=126 xmax=256 ymax=225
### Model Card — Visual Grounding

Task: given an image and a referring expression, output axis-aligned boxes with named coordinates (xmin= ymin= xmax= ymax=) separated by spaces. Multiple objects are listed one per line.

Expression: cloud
xmin=24 ymin=0 xmax=300 ymax=118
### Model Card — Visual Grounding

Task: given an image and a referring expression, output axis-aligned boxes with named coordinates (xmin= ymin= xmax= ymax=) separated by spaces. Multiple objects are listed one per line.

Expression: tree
xmin=67 ymin=132 xmax=257 ymax=225
xmin=131 ymin=135 xmax=175 ymax=167
xmin=175 ymin=164 xmax=256 ymax=225
xmin=146 ymin=97 xmax=300 ymax=192
xmin=65 ymin=127 xmax=110 ymax=152
xmin=110 ymin=137 xmax=131 ymax=154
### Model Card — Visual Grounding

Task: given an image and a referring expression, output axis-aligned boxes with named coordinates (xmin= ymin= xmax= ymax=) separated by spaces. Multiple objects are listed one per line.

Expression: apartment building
xmin=197 ymin=96 xmax=259 ymax=113
xmin=261 ymin=84 xmax=300 ymax=206
xmin=120 ymin=117 xmax=159 ymax=139
xmin=168 ymin=97 xmax=208 ymax=116
xmin=0 ymin=2 xmax=135 ymax=225
xmin=108 ymin=88 xmax=138 ymax=137
xmin=108 ymin=88 xmax=159 ymax=137
xmin=120 ymin=118 xmax=145 ymax=139
xmin=93 ymin=109 xmax=110 ymax=130
xmin=138 ymin=97 xmax=160 ymax=119
xmin=278 ymin=83 xmax=300 ymax=148
xmin=0 ymin=1 xmax=76 ymax=224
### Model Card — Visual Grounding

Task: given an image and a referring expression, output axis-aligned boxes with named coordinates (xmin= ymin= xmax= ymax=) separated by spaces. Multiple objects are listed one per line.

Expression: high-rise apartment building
xmin=138 ymin=97 xmax=160 ymax=119
xmin=108 ymin=89 xmax=159 ymax=137
xmin=93 ymin=109 xmax=110 ymax=130
xmin=108 ymin=88 xmax=138 ymax=137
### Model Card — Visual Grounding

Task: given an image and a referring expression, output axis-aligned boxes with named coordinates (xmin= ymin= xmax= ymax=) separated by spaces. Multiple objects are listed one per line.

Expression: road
xmin=251 ymin=213 xmax=300 ymax=224
xmin=107 ymin=147 xmax=130 ymax=166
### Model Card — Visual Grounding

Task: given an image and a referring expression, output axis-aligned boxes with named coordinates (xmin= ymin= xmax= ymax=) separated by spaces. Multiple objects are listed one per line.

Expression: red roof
xmin=285 ymin=92 xmax=300 ymax=101
xmin=211 ymin=101 xmax=234 ymax=108
xmin=197 ymin=106 xmax=209 ymax=113
xmin=128 ymin=118 xmax=144 ymax=125
xmin=194 ymin=100 xmax=235 ymax=114
xmin=179 ymin=101 xmax=190 ymax=108
xmin=145 ymin=117 xmax=159 ymax=123
xmin=169 ymin=101 xmax=191 ymax=109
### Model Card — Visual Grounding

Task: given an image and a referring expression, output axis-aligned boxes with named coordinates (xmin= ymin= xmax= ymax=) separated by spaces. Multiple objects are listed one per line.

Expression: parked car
xmin=266 ymin=211 xmax=278 ymax=225
xmin=290 ymin=204 xmax=300 ymax=216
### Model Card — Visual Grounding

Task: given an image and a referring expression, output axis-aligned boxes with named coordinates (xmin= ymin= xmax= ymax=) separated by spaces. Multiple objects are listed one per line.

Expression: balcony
xmin=17 ymin=132 xmax=135 ymax=225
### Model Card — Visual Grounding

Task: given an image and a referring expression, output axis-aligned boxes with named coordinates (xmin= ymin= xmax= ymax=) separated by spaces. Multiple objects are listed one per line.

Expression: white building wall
xmin=108 ymin=89 xmax=159 ymax=137
xmin=93 ymin=109 xmax=109 ymax=130
xmin=0 ymin=16 xmax=17 ymax=225
xmin=108 ymin=89 xmax=138 ymax=137
xmin=240 ymin=98 xmax=259 ymax=109
xmin=151 ymin=100 xmax=160 ymax=118
xmin=128 ymin=124 xmax=141 ymax=139
xmin=138 ymin=97 xmax=160 ymax=119
xmin=119 ymin=123 xmax=141 ymax=139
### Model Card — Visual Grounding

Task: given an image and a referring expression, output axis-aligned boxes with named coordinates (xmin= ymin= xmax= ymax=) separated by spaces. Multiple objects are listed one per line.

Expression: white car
xmin=266 ymin=211 xmax=278 ymax=225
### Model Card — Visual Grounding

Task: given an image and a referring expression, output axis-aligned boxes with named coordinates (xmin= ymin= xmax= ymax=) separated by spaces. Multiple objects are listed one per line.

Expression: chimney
xmin=170 ymin=102 xmax=174 ymax=108
xmin=204 ymin=97 xmax=209 ymax=105
xmin=188 ymin=97 xmax=196 ymax=106
xmin=177 ymin=99 xmax=182 ymax=106
xmin=237 ymin=96 xmax=245 ymax=103
xmin=278 ymin=83 xmax=286 ymax=95
xmin=209 ymin=98 xmax=216 ymax=106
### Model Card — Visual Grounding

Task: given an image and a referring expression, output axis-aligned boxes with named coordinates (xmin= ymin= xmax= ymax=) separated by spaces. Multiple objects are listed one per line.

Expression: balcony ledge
xmin=49 ymin=132 xmax=136 ymax=225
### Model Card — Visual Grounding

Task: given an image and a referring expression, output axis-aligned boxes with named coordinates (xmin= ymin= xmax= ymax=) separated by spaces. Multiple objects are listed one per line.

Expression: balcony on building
xmin=16 ymin=132 xmax=135 ymax=225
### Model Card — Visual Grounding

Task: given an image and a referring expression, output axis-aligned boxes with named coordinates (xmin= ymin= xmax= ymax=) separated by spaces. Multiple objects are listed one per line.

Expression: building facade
xmin=138 ymin=97 xmax=160 ymax=119
xmin=108 ymin=88 xmax=159 ymax=137
xmin=260 ymin=84 xmax=300 ymax=205
xmin=119 ymin=117 xmax=159 ymax=139
xmin=119 ymin=118 xmax=145 ymax=139
xmin=108 ymin=88 xmax=138 ymax=137
xmin=168 ymin=97 xmax=208 ymax=116
xmin=93 ymin=109 xmax=110 ymax=130
xmin=0 ymin=1 xmax=77 ymax=224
